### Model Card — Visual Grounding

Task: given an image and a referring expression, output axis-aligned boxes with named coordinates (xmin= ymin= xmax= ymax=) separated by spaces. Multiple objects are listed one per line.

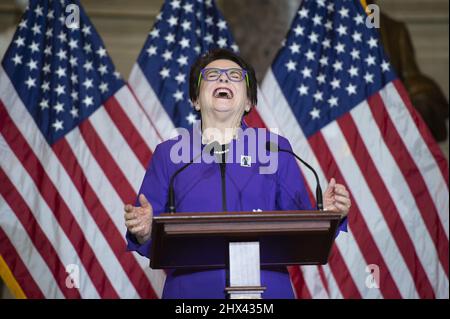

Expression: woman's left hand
xmin=323 ymin=178 xmax=351 ymax=218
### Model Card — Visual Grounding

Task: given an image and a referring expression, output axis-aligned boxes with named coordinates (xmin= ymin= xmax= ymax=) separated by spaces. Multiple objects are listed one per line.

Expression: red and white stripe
xmin=260 ymin=68 xmax=449 ymax=298
xmin=128 ymin=65 xmax=177 ymax=141
xmin=0 ymin=194 xmax=65 ymax=299
xmin=0 ymin=66 xmax=166 ymax=298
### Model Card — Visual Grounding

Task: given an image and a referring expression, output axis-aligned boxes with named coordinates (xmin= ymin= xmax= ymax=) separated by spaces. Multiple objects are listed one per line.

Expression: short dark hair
xmin=189 ymin=49 xmax=258 ymax=111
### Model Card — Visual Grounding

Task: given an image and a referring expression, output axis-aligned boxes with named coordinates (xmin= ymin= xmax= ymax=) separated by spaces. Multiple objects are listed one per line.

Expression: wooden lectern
xmin=150 ymin=210 xmax=342 ymax=299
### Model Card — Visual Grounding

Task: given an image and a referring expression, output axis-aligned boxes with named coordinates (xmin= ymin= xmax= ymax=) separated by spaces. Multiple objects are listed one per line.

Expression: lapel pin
xmin=240 ymin=155 xmax=251 ymax=167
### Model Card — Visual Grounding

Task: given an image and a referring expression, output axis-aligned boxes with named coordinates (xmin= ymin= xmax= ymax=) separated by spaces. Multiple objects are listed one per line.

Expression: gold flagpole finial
xmin=360 ymin=0 xmax=368 ymax=10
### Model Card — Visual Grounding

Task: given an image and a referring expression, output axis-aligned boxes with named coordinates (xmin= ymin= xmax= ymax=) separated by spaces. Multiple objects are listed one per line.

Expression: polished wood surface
xmin=150 ymin=210 xmax=343 ymax=269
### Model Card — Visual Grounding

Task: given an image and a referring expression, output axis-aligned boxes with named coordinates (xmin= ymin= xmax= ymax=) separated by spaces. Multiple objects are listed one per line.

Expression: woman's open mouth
xmin=213 ymin=87 xmax=234 ymax=99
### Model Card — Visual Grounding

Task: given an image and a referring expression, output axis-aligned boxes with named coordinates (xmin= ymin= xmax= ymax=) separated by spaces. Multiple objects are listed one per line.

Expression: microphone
xmin=266 ymin=141 xmax=324 ymax=210
xmin=167 ymin=142 xmax=217 ymax=213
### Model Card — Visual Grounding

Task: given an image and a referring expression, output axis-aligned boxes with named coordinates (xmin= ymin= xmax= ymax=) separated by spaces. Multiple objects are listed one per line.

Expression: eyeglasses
xmin=198 ymin=68 xmax=249 ymax=90
xmin=200 ymin=68 xmax=248 ymax=82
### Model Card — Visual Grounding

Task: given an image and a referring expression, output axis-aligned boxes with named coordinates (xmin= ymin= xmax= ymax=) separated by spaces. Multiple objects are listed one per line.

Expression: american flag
xmin=128 ymin=0 xmax=240 ymax=137
xmin=0 ymin=0 xmax=165 ymax=298
xmin=258 ymin=0 xmax=449 ymax=298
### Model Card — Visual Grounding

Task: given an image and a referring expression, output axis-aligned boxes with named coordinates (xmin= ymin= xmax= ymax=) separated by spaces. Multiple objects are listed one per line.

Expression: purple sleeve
xmin=126 ymin=143 xmax=170 ymax=258
xmin=338 ymin=217 xmax=348 ymax=232
xmin=275 ymin=137 xmax=348 ymax=236
xmin=334 ymin=217 xmax=348 ymax=238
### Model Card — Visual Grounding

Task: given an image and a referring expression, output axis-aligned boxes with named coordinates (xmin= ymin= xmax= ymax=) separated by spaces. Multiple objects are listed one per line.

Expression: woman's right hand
xmin=124 ymin=194 xmax=153 ymax=244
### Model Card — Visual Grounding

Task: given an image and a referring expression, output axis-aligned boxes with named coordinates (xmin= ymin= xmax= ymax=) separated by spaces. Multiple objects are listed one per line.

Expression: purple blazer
xmin=126 ymin=121 xmax=347 ymax=299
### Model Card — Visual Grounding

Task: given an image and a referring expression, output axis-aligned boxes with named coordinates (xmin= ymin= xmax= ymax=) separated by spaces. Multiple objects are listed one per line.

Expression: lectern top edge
xmin=154 ymin=210 xmax=343 ymax=220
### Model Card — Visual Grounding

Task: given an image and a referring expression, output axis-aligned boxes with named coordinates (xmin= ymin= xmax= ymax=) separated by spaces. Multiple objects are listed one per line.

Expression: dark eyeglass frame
xmin=198 ymin=67 xmax=249 ymax=86
xmin=200 ymin=68 xmax=247 ymax=82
